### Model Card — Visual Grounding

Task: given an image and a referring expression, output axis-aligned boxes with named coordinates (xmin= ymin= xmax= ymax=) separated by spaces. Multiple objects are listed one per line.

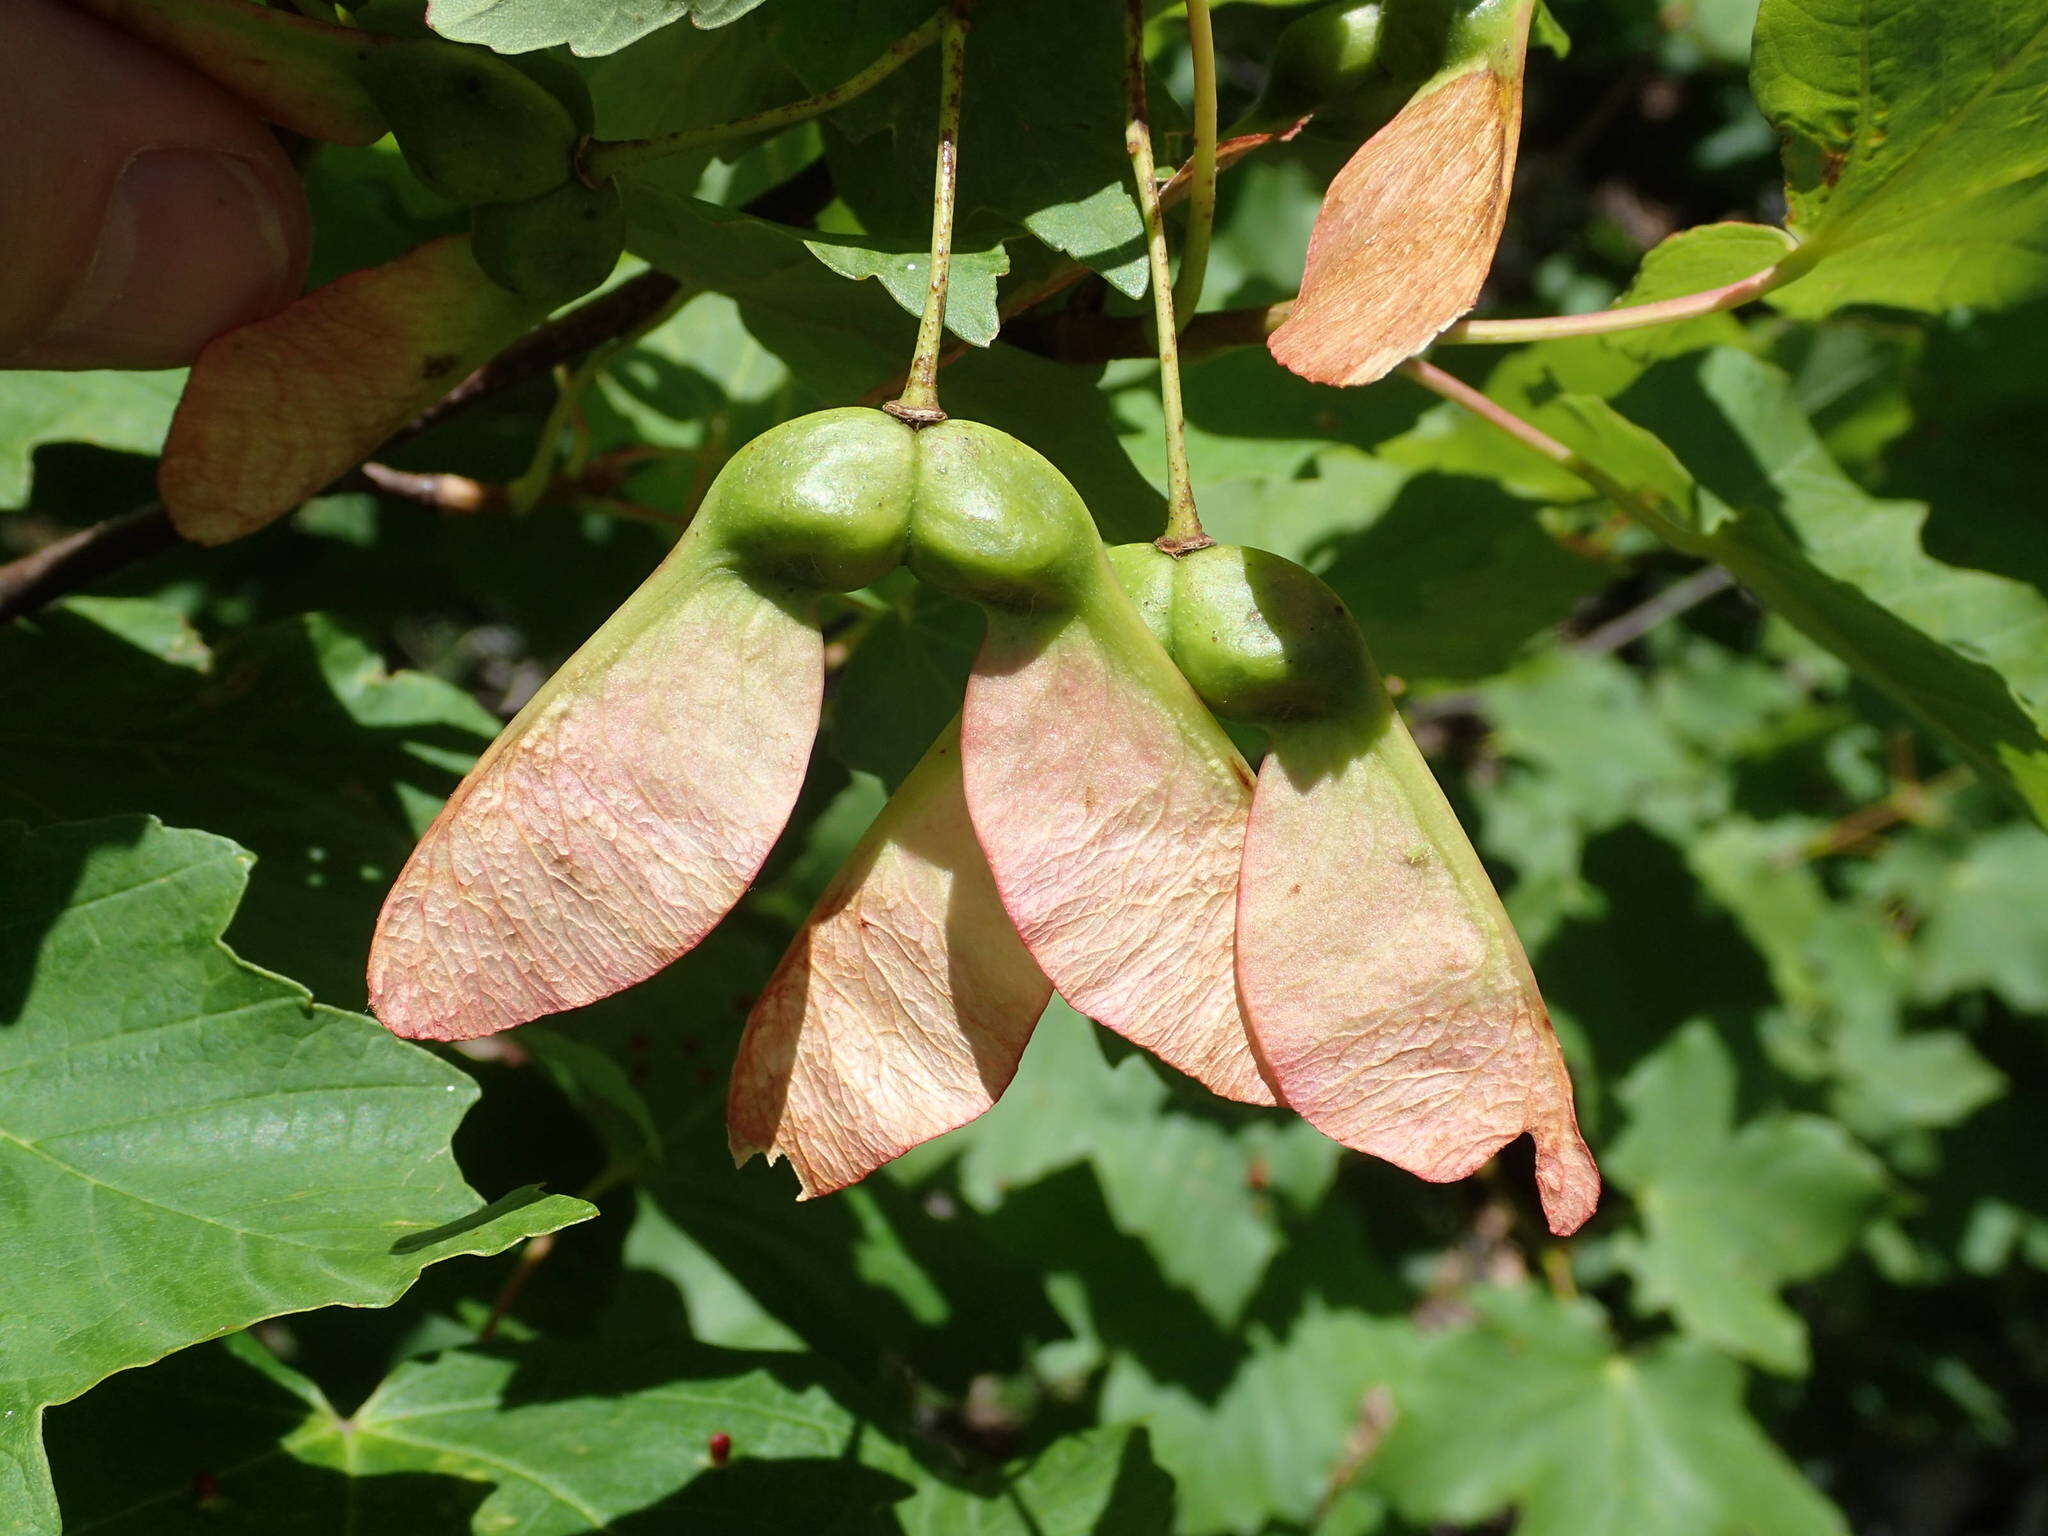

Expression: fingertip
xmin=0 ymin=0 xmax=311 ymax=371
xmin=22 ymin=146 xmax=309 ymax=371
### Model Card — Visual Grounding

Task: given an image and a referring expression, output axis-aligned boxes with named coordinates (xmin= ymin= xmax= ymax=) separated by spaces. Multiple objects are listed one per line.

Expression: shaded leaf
xmin=1606 ymin=1022 xmax=1888 ymax=1374
xmin=942 ymin=1001 xmax=1337 ymax=1328
xmin=622 ymin=193 xmax=1163 ymax=537
xmin=1549 ymin=348 xmax=2048 ymax=825
xmin=0 ymin=819 xmax=592 ymax=1533
xmin=1368 ymin=1286 xmax=1851 ymax=1536
xmin=1102 ymin=1302 xmax=1415 ymax=1535
xmin=0 ymin=597 xmax=498 ymax=1006
xmin=47 ymin=1332 xmax=1176 ymax=1535
xmin=807 ymin=0 xmax=1149 ymax=295
xmin=1906 ymin=824 xmax=2048 ymax=1012
xmin=0 ymin=371 xmax=182 ymax=508
xmin=1688 ymin=819 xmax=2006 ymax=1141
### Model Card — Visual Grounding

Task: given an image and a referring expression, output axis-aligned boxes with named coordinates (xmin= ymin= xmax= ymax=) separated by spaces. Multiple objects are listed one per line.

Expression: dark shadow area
xmin=0 ymin=815 xmax=151 ymax=1025
xmin=1614 ymin=358 xmax=1785 ymax=517
xmin=1176 ymin=345 xmax=1429 ymax=460
xmin=1315 ymin=472 xmax=1609 ymax=683
xmin=1884 ymin=298 xmax=2048 ymax=592
xmin=1533 ymin=823 xmax=1778 ymax=1113
xmin=981 ymin=1163 xmax=1243 ymax=1401
xmin=0 ymin=604 xmax=494 ymax=1007
xmin=641 ymin=1144 xmax=1064 ymax=1397
xmin=609 ymin=1457 xmax=909 ymax=1534
xmin=43 ymin=1339 xmax=488 ymax=1534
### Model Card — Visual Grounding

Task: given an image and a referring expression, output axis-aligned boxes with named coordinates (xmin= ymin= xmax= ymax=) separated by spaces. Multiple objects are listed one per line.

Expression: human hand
xmin=0 ymin=0 xmax=309 ymax=370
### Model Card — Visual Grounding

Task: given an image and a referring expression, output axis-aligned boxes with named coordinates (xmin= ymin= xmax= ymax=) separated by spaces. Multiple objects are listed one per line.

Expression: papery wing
xmin=964 ymin=608 xmax=1275 ymax=1106
xmin=1268 ymin=63 xmax=1525 ymax=387
xmin=370 ymin=551 xmax=820 ymax=1040
xmin=161 ymin=236 xmax=536 ymax=544
xmin=728 ymin=721 xmax=1052 ymax=1195
xmin=1236 ymin=713 xmax=1598 ymax=1234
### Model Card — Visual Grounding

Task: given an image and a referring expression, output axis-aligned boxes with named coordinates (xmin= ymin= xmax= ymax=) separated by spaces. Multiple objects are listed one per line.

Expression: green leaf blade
xmin=0 ymin=819 xmax=592 ymax=1531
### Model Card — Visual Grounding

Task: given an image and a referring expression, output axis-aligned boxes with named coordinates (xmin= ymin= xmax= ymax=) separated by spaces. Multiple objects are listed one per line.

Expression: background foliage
xmin=4 ymin=0 xmax=2046 ymax=1532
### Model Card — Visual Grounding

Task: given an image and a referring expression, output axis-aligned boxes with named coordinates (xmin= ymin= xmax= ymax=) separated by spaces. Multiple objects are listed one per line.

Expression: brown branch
xmin=352 ymin=462 xmax=507 ymax=514
xmin=1007 ymin=299 xmax=1290 ymax=366
xmin=0 ymin=505 xmax=180 ymax=624
xmin=400 ymin=271 xmax=683 ymax=439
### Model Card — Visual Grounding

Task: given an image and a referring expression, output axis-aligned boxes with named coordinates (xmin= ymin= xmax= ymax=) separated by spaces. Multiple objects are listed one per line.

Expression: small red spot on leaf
xmin=709 ymin=1432 xmax=733 ymax=1467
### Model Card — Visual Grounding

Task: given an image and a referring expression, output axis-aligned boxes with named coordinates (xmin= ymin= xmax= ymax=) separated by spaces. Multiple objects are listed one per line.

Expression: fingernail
xmin=36 ymin=148 xmax=299 ymax=370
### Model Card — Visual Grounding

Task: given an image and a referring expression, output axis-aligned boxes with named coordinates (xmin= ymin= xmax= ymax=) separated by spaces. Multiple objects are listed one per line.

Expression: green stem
xmin=508 ymin=285 xmax=695 ymax=512
xmin=1126 ymin=0 xmax=1208 ymax=555
xmin=581 ymin=11 xmax=945 ymax=182
xmin=1437 ymin=260 xmax=1791 ymax=345
xmin=1398 ymin=358 xmax=1684 ymax=541
xmin=1170 ymin=0 xmax=1219 ymax=332
xmin=888 ymin=0 xmax=971 ymax=423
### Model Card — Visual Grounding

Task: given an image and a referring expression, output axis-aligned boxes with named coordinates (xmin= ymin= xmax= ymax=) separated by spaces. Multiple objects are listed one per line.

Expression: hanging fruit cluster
xmin=76 ymin=0 xmax=1599 ymax=1235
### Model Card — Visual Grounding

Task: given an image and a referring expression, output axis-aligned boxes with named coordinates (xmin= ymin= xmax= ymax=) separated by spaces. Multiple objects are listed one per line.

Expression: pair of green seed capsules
xmin=693 ymin=404 xmax=1392 ymax=762
xmin=348 ymin=2 xmax=620 ymax=306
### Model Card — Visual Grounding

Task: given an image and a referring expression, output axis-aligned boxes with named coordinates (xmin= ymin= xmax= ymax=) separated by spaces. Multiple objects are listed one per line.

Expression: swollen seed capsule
xmin=1113 ymin=544 xmax=1373 ymax=724
xmin=504 ymin=48 xmax=596 ymax=136
xmin=472 ymin=178 xmax=624 ymax=307
xmin=361 ymin=38 xmax=580 ymax=205
xmin=1241 ymin=1 xmax=1391 ymax=134
xmin=700 ymin=408 xmax=917 ymax=594
xmin=905 ymin=422 xmax=1098 ymax=610
xmin=1237 ymin=0 xmax=1478 ymax=141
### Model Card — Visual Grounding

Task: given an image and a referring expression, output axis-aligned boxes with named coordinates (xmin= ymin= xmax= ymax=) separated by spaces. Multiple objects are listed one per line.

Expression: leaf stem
xmin=1020 ymin=254 xmax=1791 ymax=362
xmin=888 ymin=0 xmax=971 ymax=424
xmin=1398 ymin=358 xmax=1687 ymax=544
xmin=1171 ymin=0 xmax=1219 ymax=332
xmin=1436 ymin=260 xmax=1789 ymax=345
xmin=1126 ymin=0 xmax=1209 ymax=555
xmin=580 ymin=11 xmax=945 ymax=182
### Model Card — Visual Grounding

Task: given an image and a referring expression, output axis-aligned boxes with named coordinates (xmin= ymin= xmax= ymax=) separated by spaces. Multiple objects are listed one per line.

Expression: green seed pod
xmin=1112 ymin=543 xmax=1373 ymax=724
xmin=1172 ymin=545 xmax=1374 ymax=723
xmin=691 ymin=409 xmax=1102 ymax=603
xmin=1240 ymin=2 xmax=1389 ymax=132
xmin=700 ymin=408 xmax=918 ymax=593
xmin=361 ymin=37 xmax=579 ymax=205
xmin=1236 ymin=0 xmax=1470 ymax=140
xmin=905 ymin=422 xmax=1098 ymax=610
xmin=503 ymin=49 xmax=596 ymax=137
xmin=471 ymin=177 xmax=623 ymax=307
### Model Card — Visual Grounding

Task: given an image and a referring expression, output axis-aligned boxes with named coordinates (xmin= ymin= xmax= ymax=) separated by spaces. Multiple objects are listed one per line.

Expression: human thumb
xmin=0 ymin=0 xmax=309 ymax=371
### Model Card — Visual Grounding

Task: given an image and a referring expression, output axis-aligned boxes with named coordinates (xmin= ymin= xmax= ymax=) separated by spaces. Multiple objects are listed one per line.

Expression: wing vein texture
xmin=370 ymin=557 xmax=820 ymax=1039
xmin=727 ymin=724 xmax=1053 ymax=1195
